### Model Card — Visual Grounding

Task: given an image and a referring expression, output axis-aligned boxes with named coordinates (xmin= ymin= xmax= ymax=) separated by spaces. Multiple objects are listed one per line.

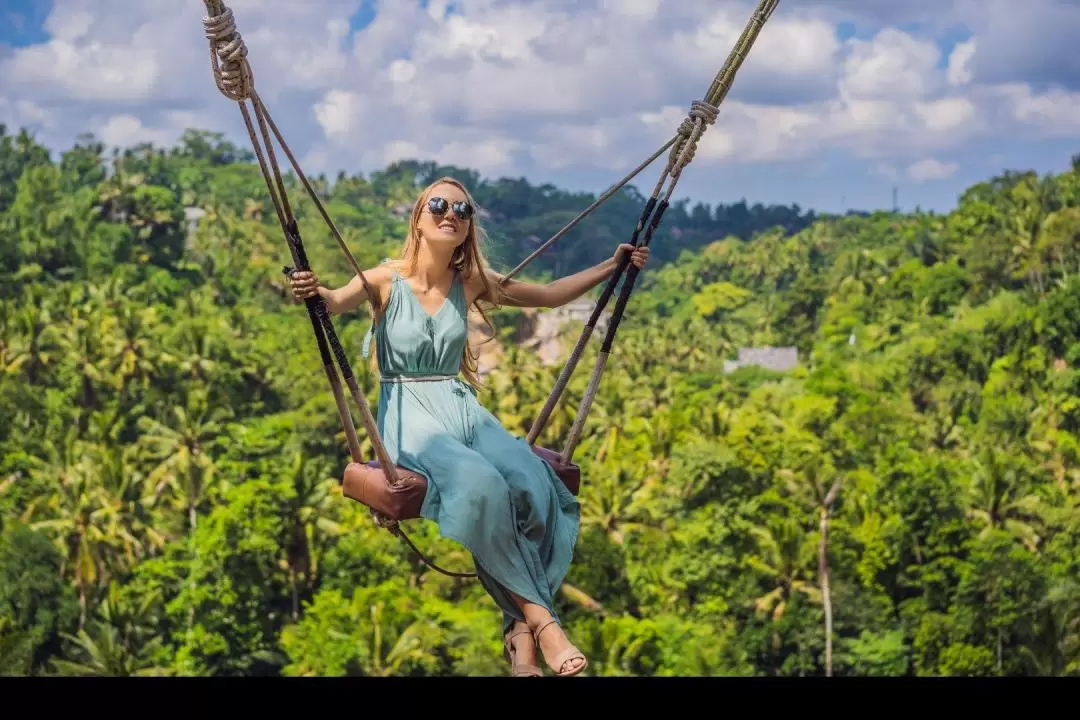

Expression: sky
xmin=2 ymin=0 xmax=1079 ymax=216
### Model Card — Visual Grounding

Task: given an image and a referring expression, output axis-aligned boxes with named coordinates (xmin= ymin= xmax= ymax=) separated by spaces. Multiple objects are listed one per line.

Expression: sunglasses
xmin=426 ymin=196 xmax=474 ymax=221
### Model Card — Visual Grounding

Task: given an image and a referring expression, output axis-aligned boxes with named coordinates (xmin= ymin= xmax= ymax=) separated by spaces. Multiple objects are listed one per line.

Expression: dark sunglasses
xmin=427 ymin=196 xmax=474 ymax=221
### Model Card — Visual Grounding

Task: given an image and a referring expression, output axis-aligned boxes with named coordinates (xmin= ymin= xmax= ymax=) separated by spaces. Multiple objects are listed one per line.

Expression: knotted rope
xmin=197 ymin=0 xmax=481 ymax=575
xmin=196 ymin=0 xmax=778 ymax=575
xmin=203 ymin=2 xmax=253 ymax=103
xmin=668 ymin=99 xmax=720 ymax=176
xmin=528 ymin=0 xmax=780 ymax=460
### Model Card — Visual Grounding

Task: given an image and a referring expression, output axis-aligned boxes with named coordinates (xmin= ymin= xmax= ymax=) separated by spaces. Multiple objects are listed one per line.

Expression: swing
xmin=197 ymin=0 xmax=779 ymax=578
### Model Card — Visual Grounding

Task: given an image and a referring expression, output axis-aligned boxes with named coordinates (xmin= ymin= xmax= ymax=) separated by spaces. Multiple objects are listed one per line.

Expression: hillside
xmin=1 ymin=124 xmax=1078 ymax=677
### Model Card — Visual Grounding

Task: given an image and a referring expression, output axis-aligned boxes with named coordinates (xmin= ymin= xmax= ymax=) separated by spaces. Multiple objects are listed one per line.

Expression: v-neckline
xmin=401 ymin=272 xmax=456 ymax=320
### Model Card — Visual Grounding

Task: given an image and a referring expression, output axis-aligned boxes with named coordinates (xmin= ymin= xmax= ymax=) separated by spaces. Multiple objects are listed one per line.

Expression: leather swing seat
xmin=341 ymin=445 xmax=580 ymax=522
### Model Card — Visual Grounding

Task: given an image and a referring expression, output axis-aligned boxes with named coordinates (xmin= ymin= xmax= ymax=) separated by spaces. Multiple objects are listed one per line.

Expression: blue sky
xmin=2 ymin=0 xmax=1079 ymax=217
xmin=0 ymin=1 xmax=49 ymax=47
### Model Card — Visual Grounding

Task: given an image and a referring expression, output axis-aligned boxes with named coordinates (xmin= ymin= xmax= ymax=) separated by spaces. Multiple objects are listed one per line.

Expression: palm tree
xmin=818 ymin=478 xmax=843 ymax=676
xmin=280 ymin=452 xmax=343 ymax=618
xmin=48 ymin=582 xmax=172 ymax=676
xmin=8 ymin=292 xmax=61 ymax=385
xmin=22 ymin=433 xmax=121 ymax=628
xmin=576 ymin=427 xmax=667 ymax=545
xmin=54 ymin=302 xmax=118 ymax=429
xmin=137 ymin=388 xmax=231 ymax=533
xmin=747 ymin=512 xmax=821 ymax=623
xmin=136 ymin=388 xmax=230 ymax=639
xmin=966 ymin=449 xmax=1045 ymax=553
xmin=364 ymin=602 xmax=443 ymax=677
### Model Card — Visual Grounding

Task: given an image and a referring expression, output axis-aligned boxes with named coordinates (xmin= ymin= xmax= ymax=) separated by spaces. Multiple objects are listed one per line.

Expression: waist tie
xmin=380 ymin=374 xmax=457 ymax=384
xmin=380 ymin=374 xmax=477 ymax=397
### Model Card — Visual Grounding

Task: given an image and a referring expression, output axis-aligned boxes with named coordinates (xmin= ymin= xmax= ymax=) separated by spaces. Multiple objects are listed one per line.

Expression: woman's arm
xmin=289 ymin=264 xmax=393 ymax=314
xmin=485 ymin=243 xmax=649 ymax=309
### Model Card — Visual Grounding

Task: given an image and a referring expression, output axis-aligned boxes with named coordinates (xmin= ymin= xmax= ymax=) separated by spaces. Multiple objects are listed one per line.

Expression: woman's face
xmin=417 ymin=182 xmax=472 ymax=254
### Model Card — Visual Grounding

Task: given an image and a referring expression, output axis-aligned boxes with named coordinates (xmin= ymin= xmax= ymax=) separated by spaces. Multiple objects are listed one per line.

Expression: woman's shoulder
xmin=364 ymin=259 xmax=402 ymax=285
xmin=354 ymin=262 xmax=400 ymax=312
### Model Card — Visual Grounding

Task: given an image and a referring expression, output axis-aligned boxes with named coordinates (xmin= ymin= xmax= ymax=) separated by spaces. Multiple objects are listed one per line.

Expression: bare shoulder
xmin=463 ymin=268 xmax=505 ymax=306
xmin=365 ymin=261 xmax=398 ymax=284
xmin=362 ymin=262 xmax=399 ymax=307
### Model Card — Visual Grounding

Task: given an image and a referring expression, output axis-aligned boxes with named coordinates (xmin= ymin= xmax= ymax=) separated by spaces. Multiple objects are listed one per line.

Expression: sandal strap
xmin=505 ymin=627 xmax=544 ymax=677
xmin=532 ymin=619 xmax=560 ymax=642
xmin=506 ymin=628 xmax=532 ymax=643
xmin=550 ymin=645 xmax=585 ymax=673
xmin=513 ymin=664 xmax=544 ymax=677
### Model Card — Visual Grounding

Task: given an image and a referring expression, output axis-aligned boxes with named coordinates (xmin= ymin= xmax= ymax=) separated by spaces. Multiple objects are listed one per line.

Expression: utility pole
xmin=892 ymin=186 xmax=898 ymax=212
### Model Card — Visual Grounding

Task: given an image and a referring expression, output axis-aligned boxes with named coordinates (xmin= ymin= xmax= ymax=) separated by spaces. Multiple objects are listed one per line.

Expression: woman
xmin=289 ymin=177 xmax=648 ymax=677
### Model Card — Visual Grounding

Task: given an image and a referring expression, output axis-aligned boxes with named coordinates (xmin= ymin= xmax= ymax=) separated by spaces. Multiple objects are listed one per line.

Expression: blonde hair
xmin=377 ymin=176 xmax=504 ymax=387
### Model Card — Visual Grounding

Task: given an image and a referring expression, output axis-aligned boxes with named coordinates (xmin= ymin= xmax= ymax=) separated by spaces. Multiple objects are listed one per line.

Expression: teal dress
xmin=363 ymin=269 xmax=581 ymax=632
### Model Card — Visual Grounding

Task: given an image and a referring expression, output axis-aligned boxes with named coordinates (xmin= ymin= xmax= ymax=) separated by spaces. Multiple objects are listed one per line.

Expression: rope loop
xmin=203 ymin=4 xmax=254 ymax=102
xmin=668 ymin=99 xmax=719 ymax=173
xmin=371 ymin=508 xmax=399 ymax=531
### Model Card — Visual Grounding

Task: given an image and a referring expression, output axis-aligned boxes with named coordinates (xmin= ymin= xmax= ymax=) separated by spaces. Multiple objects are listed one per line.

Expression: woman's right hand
xmin=289 ymin=270 xmax=320 ymax=300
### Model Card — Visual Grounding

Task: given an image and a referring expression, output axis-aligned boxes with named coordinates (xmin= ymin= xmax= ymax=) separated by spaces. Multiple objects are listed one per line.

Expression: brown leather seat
xmin=341 ymin=445 xmax=580 ymax=522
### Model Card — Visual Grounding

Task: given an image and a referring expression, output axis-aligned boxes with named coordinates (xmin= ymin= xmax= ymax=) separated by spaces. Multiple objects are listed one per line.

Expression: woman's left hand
xmin=614 ymin=243 xmax=650 ymax=269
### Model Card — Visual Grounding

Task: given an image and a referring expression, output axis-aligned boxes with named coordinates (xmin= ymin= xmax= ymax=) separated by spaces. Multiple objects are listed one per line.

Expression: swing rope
xmin=527 ymin=0 xmax=780 ymax=464
xmin=202 ymin=0 xmax=479 ymax=578
xmin=197 ymin=0 xmax=778 ymax=577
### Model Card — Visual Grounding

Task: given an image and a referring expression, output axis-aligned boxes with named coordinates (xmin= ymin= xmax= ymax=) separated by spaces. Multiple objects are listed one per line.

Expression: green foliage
xmin=1 ymin=124 xmax=1079 ymax=676
xmin=0 ymin=524 xmax=79 ymax=675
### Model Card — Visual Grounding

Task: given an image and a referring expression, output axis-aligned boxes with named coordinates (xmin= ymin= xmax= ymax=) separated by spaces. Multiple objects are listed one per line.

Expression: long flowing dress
xmin=362 ymin=268 xmax=581 ymax=633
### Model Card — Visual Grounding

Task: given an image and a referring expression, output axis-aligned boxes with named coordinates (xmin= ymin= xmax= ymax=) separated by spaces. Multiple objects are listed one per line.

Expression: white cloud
xmin=45 ymin=10 xmax=94 ymax=42
xmin=840 ymin=29 xmax=941 ymax=101
xmin=908 ymin=158 xmax=959 ymax=181
xmin=947 ymin=40 xmax=976 ymax=86
xmin=4 ymin=38 xmax=160 ymax=103
xmin=915 ymin=97 xmax=978 ymax=133
xmin=314 ymin=89 xmax=364 ymax=138
xmin=0 ymin=97 xmax=56 ymax=132
xmin=0 ymin=0 xmax=1078 ymax=202
xmin=997 ymin=84 xmax=1080 ymax=136
xmin=99 ymin=114 xmax=179 ymax=149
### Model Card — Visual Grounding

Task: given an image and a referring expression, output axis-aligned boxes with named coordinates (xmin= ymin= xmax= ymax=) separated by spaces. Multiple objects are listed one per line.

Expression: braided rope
xmin=203 ymin=4 xmax=253 ymax=103
xmin=196 ymin=0 xmax=776 ymax=573
xmin=197 ymin=0 xmax=460 ymax=571
xmin=668 ymin=99 xmax=719 ymax=175
xmin=542 ymin=0 xmax=778 ymax=461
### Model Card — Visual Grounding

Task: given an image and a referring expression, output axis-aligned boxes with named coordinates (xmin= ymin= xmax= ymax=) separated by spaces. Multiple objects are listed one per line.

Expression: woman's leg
xmin=458 ymin=405 xmax=586 ymax=674
xmin=505 ymin=589 xmax=586 ymax=675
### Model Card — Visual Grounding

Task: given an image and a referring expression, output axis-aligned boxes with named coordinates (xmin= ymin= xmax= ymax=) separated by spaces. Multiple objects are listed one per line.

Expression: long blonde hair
xmin=380 ymin=176 xmax=504 ymax=387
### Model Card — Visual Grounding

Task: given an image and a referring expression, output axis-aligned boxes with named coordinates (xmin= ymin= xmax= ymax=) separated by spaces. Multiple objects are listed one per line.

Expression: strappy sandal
xmin=504 ymin=626 xmax=543 ymax=677
xmin=532 ymin=619 xmax=588 ymax=677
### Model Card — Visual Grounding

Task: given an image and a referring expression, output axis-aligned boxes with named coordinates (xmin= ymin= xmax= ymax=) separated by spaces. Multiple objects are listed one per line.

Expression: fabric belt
xmin=379 ymin=375 xmax=458 ymax=384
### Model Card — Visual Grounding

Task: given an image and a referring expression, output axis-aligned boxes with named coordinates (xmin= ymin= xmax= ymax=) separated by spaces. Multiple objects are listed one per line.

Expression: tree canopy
xmin=1 ymin=123 xmax=1078 ymax=677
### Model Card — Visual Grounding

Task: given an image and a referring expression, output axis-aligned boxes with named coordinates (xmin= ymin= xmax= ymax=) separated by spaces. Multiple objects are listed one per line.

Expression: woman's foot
xmin=504 ymin=621 xmax=542 ymax=677
xmin=532 ymin=619 xmax=588 ymax=676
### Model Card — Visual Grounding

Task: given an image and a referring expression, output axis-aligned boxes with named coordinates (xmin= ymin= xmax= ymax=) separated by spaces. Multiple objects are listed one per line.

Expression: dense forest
xmin=0 ymin=122 xmax=1078 ymax=677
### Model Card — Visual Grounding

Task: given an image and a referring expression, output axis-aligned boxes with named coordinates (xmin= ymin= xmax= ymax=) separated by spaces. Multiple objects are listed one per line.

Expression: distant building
xmin=184 ymin=206 xmax=206 ymax=236
xmin=550 ymin=297 xmax=609 ymax=333
xmin=723 ymin=346 xmax=799 ymax=374
xmin=184 ymin=207 xmax=206 ymax=250
xmin=522 ymin=298 xmax=610 ymax=366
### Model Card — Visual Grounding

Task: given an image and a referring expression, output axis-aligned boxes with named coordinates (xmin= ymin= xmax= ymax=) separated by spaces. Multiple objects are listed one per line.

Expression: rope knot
xmin=203 ymin=4 xmax=254 ymax=102
xmin=371 ymin=508 xmax=399 ymax=531
xmin=669 ymin=99 xmax=719 ymax=173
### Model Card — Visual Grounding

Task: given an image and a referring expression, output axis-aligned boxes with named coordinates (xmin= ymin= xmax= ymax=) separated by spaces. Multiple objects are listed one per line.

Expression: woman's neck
xmin=411 ymin=244 xmax=455 ymax=290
